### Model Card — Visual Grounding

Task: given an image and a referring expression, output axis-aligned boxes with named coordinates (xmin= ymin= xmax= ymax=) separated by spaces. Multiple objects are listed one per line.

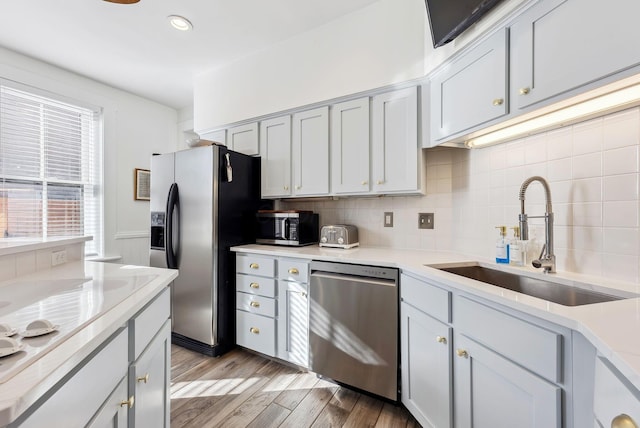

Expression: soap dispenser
xmin=495 ymin=226 xmax=509 ymax=264
xmin=509 ymin=226 xmax=525 ymax=266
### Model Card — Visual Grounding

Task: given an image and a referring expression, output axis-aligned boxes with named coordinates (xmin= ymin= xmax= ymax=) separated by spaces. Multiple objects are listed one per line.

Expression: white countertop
xmin=232 ymin=244 xmax=640 ymax=391
xmin=0 ymin=236 xmax=92 ymax=257
xmin=0 ymin=260 xmax=177 ymax=425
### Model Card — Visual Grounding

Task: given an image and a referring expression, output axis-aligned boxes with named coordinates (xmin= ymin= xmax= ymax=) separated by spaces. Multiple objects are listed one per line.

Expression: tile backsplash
xmin=282 ymin=107 xmax=640 ymax=284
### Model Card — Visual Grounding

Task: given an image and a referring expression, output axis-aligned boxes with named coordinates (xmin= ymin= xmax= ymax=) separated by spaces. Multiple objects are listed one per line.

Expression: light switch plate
xmin=51 ymin=250 xmax=67 ymax=266
xmin=384 ymin=212 xmax=394 ymax=227
xmin=418 ymin=213 xmax=434 ymax=229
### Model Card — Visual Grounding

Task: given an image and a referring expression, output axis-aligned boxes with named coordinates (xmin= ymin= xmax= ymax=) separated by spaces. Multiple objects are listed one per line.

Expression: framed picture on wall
xmin=134 ymin=168 xmax=150 ymax=201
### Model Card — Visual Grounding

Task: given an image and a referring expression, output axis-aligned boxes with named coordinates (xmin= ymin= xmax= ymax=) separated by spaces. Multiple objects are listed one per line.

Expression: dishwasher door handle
xmin=310 ymin=271 xmax=396 ymax=288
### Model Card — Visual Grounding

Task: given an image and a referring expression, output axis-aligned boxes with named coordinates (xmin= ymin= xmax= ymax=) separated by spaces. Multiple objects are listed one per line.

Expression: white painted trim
xmin=114 ymin=231 xmax=149 ymax=240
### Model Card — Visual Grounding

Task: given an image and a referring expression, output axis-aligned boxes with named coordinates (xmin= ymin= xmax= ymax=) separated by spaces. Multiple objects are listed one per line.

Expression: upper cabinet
xmin=198 ymin=129 xmax=226 ymax=146
xmin=229 ymin=122 xmax=259 ymax=156
xmin=431 ymin=29 xmax=508 ymax=143
xmin=511 ymin=0 xmax=640 ymax=110
xmin=292 ymin=107 xmax=330 ymax=197
xmin=260 ymin=115 xmax=292 ymax=198
xmin=372 ymin=87 xmax=420 ymax=194
xmin=331 ymin=98 xmax=371 ymax=194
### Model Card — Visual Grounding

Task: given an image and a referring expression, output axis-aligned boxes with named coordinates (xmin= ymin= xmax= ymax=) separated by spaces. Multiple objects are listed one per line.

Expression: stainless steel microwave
xmin=256 ymin=210 xmax=319 ymax=246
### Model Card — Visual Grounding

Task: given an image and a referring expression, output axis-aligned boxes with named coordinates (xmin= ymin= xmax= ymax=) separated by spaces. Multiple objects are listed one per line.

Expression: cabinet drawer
xmin=20 ymin=328 xmax=128 ymax=428
xmin=236 ymin=311 xmax=276 ymax=357
xmin=278 ymin=258 xmax=309 ymax=283
xmin=237 ymin=254 xmax=276 ymax=277
xmin=236 ymin=274 xmax=276 ymax=297
xmin=237 ymin=292 xmax=277 ymax=318
xmin=455 ymin=296 xmax=561 ymax=383
xmin=594 ymin=357 xmax=640 ymax=426
xmin=400 ymin=274 xmax=451 ymax=323
xmin=130 ymin=287 xmax=170 ymax=360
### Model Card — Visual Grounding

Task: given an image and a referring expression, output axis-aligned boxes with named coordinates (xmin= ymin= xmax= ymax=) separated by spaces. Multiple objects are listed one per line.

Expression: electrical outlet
xmin=384 ymin=212 xmax=394 ymax=227
xmin=418 ymin=213 xmax=434 ymax=229
xmin=51 ymin=250 xmax=67 ymax=266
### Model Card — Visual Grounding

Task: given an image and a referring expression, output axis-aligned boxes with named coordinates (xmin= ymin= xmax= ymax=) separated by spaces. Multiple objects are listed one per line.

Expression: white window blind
xmin=0 ymin=82 xmax=103 ymax=256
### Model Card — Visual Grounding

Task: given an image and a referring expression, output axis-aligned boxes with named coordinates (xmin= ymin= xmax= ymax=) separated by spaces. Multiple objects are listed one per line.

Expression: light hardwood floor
xmin=171 ymin=344 xmax=420 ymax=428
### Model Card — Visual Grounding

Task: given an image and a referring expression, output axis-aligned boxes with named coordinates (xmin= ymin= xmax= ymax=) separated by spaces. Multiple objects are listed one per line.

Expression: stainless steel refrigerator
xmin=149 ymin=145 xmax=261 ymax=356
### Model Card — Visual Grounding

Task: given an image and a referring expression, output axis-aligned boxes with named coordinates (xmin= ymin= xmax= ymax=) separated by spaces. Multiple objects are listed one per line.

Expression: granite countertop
xmin=232 ymin=244 xmax=640 ymax=391
xmin=0 ymin=260 xmax=177 ymax=425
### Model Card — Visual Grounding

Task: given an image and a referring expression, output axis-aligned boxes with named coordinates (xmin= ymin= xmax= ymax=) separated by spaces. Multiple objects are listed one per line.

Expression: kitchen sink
xmin=434 ymin=265 xmax=632 ymax=306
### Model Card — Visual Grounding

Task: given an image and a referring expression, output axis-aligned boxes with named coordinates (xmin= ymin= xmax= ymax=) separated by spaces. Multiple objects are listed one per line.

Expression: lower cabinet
xmin=594 ymin=356 xmax=640 ymax=428
xmin=453 ymin=333 xmax=561 ymax=428
xmin=87 ymin=377 xmax=129 ymax=428
xmin=400 ymin=301 xmax=452 ymax=428
xmin=277 ymin=279 xmax=309 ymax=367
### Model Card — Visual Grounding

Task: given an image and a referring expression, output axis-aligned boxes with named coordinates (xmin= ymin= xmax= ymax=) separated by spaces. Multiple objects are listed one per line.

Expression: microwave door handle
xmin=283 ymin=218 xmax=290 ymax=241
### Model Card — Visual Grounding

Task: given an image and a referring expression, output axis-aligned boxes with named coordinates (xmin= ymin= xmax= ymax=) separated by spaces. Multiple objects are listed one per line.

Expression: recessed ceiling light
xmin=168 ymin=15 xmax=193 ymax=31
xmin=103 ymin=0 xmax=140 ymax=4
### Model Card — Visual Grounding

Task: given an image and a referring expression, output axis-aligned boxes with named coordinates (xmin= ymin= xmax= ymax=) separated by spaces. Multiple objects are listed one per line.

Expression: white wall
xmin=193 ymin=0 xmax=426 ymax=132
xmin=0 ymin=47 xmax=178 ymax=265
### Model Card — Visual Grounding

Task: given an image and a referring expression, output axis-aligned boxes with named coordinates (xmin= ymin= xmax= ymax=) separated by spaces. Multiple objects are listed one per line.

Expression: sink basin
xmin=436 ymin=265 xmax=630 ymax=306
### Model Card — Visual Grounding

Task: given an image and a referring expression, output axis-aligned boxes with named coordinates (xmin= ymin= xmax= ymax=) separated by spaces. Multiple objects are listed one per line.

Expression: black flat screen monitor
xmin=425 ymin=0 xmax=506 ymax=48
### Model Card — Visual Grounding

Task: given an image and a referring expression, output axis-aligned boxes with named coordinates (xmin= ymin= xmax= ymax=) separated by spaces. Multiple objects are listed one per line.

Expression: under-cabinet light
xmin=466 ymin=79 xmax=640 ymax=148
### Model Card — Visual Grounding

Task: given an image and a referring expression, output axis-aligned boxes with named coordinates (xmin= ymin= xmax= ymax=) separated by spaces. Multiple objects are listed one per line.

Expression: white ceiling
xmin=0 ymin=0 xmax=382 ymax=110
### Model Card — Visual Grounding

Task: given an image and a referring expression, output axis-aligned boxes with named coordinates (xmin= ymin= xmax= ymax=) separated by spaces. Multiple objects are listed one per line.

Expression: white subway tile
xmin=570 ymin=178 xmax=602 ymax=203
xmin=603 ymin=228 xmax=639 ymax=256
xmin=603 ymin=108 xmax=640 ymax=150
xmin=546 ymin=127 xmax=573 ymax=160
xmin=572 ymin=152 xmax=602 ymax=179
xmin=547 ymin=158 xmax=572 ymax=182
xmin=571 ymin=202 xmax=603 ymax=227
xmin=524 ymin=133 xmax=547 ymax=164
xmin=572 ymin=117 xmax=603 ymax=155
xmin=603 ymin=201 xmax=638 ymax=228
xmin=603 ymin=174 xmax=639 ymax=201
xmin=602 ymin=254 xmax=639 ymax=283
xmin=603 ymin=146 xmax=639 ymax=176
xmin=506 ymin=144 xmax=525 ymax=167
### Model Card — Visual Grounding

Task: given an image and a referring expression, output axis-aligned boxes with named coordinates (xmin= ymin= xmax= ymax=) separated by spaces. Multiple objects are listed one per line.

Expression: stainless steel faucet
xmin=519 ymin=176 xmax=556 ymax=273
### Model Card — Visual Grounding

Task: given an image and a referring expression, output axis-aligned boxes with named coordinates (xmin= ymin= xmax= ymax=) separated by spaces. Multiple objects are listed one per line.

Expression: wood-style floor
xmin=171 ymin=344 xmax=420 ymax=428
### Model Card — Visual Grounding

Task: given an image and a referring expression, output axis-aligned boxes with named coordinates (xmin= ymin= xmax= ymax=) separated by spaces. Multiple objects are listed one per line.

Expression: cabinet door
xmin=372 ymin=87 xmax=419 ymax=193
xmin=511 ymin=0 xmax=640 ymax=110
xmin=130 ymin=320 xmax=171 ymax=428
xmin=454 ymin=333 xmax=561 ymax=428
xmin=431 ymin=28 xmax=508 ymax=141
xmin=277 ymin=280 xmax=309 ymax=368
xmin=292 ymin=107 xmax=329 ymax=196
xmin=86 ymin=377 xmax=129 ymax=428
xmin=260 ymin=115 xmax=292 ymax=198
xmin=198 ymin=129 xmax=226 ymax=146
xmin=400 ymin=302 xmax=452 ymax=428
xmin=228 ymin=122 xmax=259 ymax=155
xmin=331 ymin=98 xmax=371 ymax=194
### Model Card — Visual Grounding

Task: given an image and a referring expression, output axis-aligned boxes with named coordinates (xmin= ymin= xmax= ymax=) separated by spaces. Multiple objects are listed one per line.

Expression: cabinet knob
xmin=492 ymin=98 xmax=504 ymax=106
xmin=284 ymin=186 xmax=289 ymax=191
xmin=519 ymin=87 xmax=530 ymax=95
xmin=456 ymin=349 xmax=469 ymax=358
xmin=120 ymin=396 xmax=135 ymax=409
xmin=137 ymin=373 xmax=150 ymax=384
xmin=250 ymin=301 xmax=260 ymax=308
xmin=436 ymin=336 xmax=447 ymax=344
xmin=249 ymin=327 xmax=260 ymax=334
xmin=249 ymin=263 xmax=259 ymax=269
xmin=612 ymin=414 xmax=638 ymax=428
xmin=288 ymin=268 xmax=299 ymax=275
xmin=376 ymin=180 xmax=384 ymax=185
xmin=361 ymin=181 xmax=368 ymax=186
xmin=295 ymin=185 xmax=301 ymax=190
xmin=250 ymin=282 xmax=260 ymax=289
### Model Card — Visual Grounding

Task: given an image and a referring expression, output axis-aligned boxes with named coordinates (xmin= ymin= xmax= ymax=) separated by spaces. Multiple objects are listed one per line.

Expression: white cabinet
xmin=277 ymin=258 xmax=310 ymax=368
xmin=259 ymin=115 xmax=292 ymax=198
xmin=331 ymin=98 xmax=371 ymax=194
xmin=86 ymin=377 xmax=129 ymax=428
xmin=511 ymin=0 xmax=640 ymax=110
xmin=453 ymin=332 xmax=561 ymax=428
xmin=372 ymin=87 xmax=420 ymax=194
xmin=292 ymin=107 xmax=329 ymax=197
xmin=431 ymin=28 xmax=508 ymax=142
xmin=129 ymin=320 xmax=171 ymax=428
xmin=228 ymin=122 xmax=259 ymax=155
xmin=198 ymin=129 xmax=226 ymax=146
xmin=594 ymin=356 xmax=640 ymax=428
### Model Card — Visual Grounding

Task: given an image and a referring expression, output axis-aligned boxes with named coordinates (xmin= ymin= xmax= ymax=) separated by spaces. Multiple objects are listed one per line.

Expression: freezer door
xmin=149 ymin=153 xmax=175 ymax=269
xmin=172 ymin=146 xmax=218 ymax=345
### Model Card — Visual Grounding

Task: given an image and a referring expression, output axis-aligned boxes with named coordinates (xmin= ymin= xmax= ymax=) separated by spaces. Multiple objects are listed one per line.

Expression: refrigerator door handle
xmin=166 ymin=182 xmax=180 ymax=269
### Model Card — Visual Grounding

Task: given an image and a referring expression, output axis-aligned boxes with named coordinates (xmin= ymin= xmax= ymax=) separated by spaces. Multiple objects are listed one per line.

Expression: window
xmin=0 ymin=81 xmax=103 ymax=256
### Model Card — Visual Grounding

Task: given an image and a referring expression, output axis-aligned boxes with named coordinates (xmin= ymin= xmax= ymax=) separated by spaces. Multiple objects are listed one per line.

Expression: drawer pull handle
xmin=250 ymin=327 xmax=260 ymax=334
xmin=137 ymin=373 xmax=150 ymax=384
xmin=249 ymin=263 xmax=259 ymax=269
xmin=519 ymin=87 xmax=530 ymax=95
xmin=249 ymin=282 xmax=260 ymax=289
xmin=436 ymin=336 xmax=447 ymax=344
xmin=250 ymin=301 xmax=260 ymax=308
xmin=612 ymin=414 xmax=638 ymax=428
xmin=456 ymin=349 xmax=468 ymax=358
xmin=361 ymin=181 xmax=368 ymax=185
xmin=288 ymin=268 xmax=299 ymax=275
xmin=120 ymin=396 xmax=135 ymax=409
xmin=492 ymin=98 xmax=504 ymax=106
xmin=376 ymin=180 xmax=384 ymax=185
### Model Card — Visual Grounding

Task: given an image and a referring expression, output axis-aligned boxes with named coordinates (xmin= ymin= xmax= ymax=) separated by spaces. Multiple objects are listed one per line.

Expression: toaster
xmin=319 ymin=225 xmax=359 ymax=249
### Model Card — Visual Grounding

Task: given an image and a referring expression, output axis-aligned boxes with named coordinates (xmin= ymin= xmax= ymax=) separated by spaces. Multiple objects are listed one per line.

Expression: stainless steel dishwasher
xmin=309 ymin=261 xmax=399 ymax=401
